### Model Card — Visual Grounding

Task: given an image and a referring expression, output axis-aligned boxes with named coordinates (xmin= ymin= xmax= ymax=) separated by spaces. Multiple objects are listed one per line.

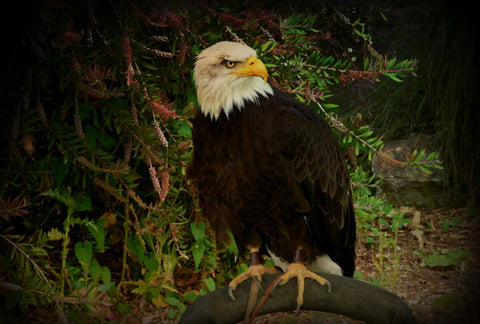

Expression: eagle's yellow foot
xmin=276 ymin=262 xmax=332 ymax=314
xmin=228 ymin=264 xmax=277 ymax=300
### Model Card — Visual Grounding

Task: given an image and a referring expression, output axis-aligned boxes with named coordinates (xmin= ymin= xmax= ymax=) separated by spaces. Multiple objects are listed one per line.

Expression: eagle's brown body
xmin=188 ymin=87 xmax=356 ymax=277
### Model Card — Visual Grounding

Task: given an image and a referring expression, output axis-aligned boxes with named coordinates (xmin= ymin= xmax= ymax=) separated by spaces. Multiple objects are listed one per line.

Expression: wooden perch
xmin=179 ymin=273 xmax=416 ymax=324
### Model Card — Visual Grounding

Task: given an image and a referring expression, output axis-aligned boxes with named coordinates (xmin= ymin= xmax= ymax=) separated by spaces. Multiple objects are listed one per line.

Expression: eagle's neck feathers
xmin=197 ymin=75 xmax=273 ymax=120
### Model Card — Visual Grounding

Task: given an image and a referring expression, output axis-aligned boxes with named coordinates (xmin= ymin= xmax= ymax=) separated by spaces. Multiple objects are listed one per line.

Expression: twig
xmin=0 ymin=234 xmax=51 ymax=287
xmin=0 ymin=234 xmax=69 ymax=324
xmin=315 ymin=102 xmax=380 ymax=153
xmin=247 ymin=275 xmax=283 ymax=323
xmin=225 ymin=26 xmax=246 ymax=45
xmin=0 ymin=281 xmax=112 ymax=306
xmin=130 ymin=38 xmax=174 ymax=58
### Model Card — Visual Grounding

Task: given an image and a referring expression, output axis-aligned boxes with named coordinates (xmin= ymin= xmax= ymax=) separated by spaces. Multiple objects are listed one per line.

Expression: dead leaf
xmin=411 ymin=209 xmax=422 ymax=228
xmin=101 ymin=211 xmax=117 ymax=229
xmin=412 ymin=228 xmax=425 ymax=249
xmin=397 ymin=206 xmax=422 ymax=228
xmin=151 ymin=294 xmax=169 ymax=307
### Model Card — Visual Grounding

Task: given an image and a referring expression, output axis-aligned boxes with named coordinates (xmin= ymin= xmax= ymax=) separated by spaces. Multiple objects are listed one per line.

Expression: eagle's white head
xmin=193 ymin=41 xmax=273 ymax=120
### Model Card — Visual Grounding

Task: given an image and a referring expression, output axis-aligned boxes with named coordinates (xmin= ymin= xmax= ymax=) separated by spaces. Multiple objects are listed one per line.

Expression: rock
xmin=372 ymin=136 xmax=445 ymax=207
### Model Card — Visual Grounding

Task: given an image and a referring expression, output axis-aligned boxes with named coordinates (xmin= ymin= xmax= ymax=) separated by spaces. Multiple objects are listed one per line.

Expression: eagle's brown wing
xmin=274 ymin=88 xmax=356 ymax=276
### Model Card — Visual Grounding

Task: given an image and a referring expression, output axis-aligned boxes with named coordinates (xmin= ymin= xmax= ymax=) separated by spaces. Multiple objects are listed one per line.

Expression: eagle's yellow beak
xmin=230 ymin=56 xmax=269 ymax=83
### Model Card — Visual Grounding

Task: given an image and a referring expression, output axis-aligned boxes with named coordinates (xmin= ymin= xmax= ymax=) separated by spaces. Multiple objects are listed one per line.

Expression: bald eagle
xmin=187 ymin=41 xmax=356 ymax=311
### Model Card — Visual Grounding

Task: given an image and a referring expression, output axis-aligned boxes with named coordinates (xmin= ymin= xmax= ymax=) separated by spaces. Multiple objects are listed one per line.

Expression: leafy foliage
xmin=423 ymin=248 xmax=472 ymax=268
xmin=0 ymin=1 xmax=448 ymax=321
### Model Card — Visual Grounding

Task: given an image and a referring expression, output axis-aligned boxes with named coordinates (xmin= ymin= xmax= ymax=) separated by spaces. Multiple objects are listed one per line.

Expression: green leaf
xmin=165 ymin=297 xmax=181 ymax=307
xmin=90 ymin=258 xmax=102 ymax=283
xmin=363 ymin=57 xmax=370 ymax=70
xmin=204 ymin=277 xmax=216 ymax=292
xmin=384 ymin=72 xmax=403 ymax=82
xmin=224 ymin=231 xmax=239 ymax=256
xmin=177 ymin=121 xmax=192 ymax=137
xmin=148 ymin=287 xmax=161 ymax=298
xmin=380 ymin=10 xmax=388 ymax=22
xmin=431 ymin=163 xmax=444 ymax=169
xmin=423 ymin=248 xmax=472 ymax=267
xmin=182 ymin=291 xmax=198 ymax=303
xmin=379 ymin=218 xmax=390 ymax=228
xmin=75 ymin=241 xmax=93 ymax=265
xmin=100 ymin=265 xmax=111 ymax=283
xmin=144 ymin=253 xmax=159 ymax=272
xmin=54 ymin=161 xmax=69 ymax=187
xmin=426 ymin=152 xmax=436 ymax=160
xmin=425 ymin=220 xmax=433 ymax=229
xmin=140 ymin=61 xmax=158 ymax=71
xmin=84 ymin=125 xmax=97 ymax=149
xmin=118 ymin=301 xmax=132 ymax=315
xmin=98 ymin=282 xmax=115 ymax=292
xmin=442 ymin=219 xmax=451 ymax=232
xmin=386 ymin=57 xmax=397 ymax=70
xmin=383 ymin=204 xmax=394 ymax=215
xmin=417 ymin=150 xmax=426 ymax=160
xmin=322 ymin=103 xmax=339 ymax=109
xmin=178 ymin=302 xmax=187 ymax=314
xmin=87 ymin=218 xmax=106 ymax=250
xmin=74 ymin=195 xmax=92 ymax=212
xmin=192 ymin=243 xmax=206 ymax=270
xmin=167 ymin=308 xmax=177 ymax=319
xmin=190 ymin=222 xmax=206 ymax=242
xmin=84 ymin=125 xmax=115 ymax=149
xmin=366 ymin=237 xmax=375 ymax=244
xmin=42 ymin=188 xmax=75 ymax=210
xmin=354 ymin=269 xmax=365 ymax=280
xmin=96 ymin=130 xmax=115 ymax=150
xmin=126 ymin=235 xmax=145 ymax=263
xmin=419 ymin=165 xmax=432 ymax=174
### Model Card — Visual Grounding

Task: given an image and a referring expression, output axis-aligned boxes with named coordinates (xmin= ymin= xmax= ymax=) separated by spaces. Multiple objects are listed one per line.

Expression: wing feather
xmin=273 ymin=88 xmax=356 ymax=276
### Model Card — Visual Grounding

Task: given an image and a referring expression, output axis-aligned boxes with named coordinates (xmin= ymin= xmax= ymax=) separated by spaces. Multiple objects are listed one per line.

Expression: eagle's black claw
xmin=270 ymin=276 xmax=283 ymax=296
xmin=254 ymin=276 xmax=263 ymax=292
xmin=227 ymin=286 xmax=236 ymax=301
xmin=326 ymin=279 xmax=332 ymax=293
xmin=295 ymin=303 xmax=302 ymax=317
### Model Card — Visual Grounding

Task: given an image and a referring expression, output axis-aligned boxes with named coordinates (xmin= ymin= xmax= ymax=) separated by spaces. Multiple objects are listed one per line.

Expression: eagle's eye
xmin=221 ymin=60 xmax=236 ymax=69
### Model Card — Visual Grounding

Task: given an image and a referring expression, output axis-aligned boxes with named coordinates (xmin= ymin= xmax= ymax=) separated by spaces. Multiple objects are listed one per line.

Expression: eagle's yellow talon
xmin=227 ymin=264 xmax=276 ymax=300
xmin=278 ymin=262 xmax=332 ymax=313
